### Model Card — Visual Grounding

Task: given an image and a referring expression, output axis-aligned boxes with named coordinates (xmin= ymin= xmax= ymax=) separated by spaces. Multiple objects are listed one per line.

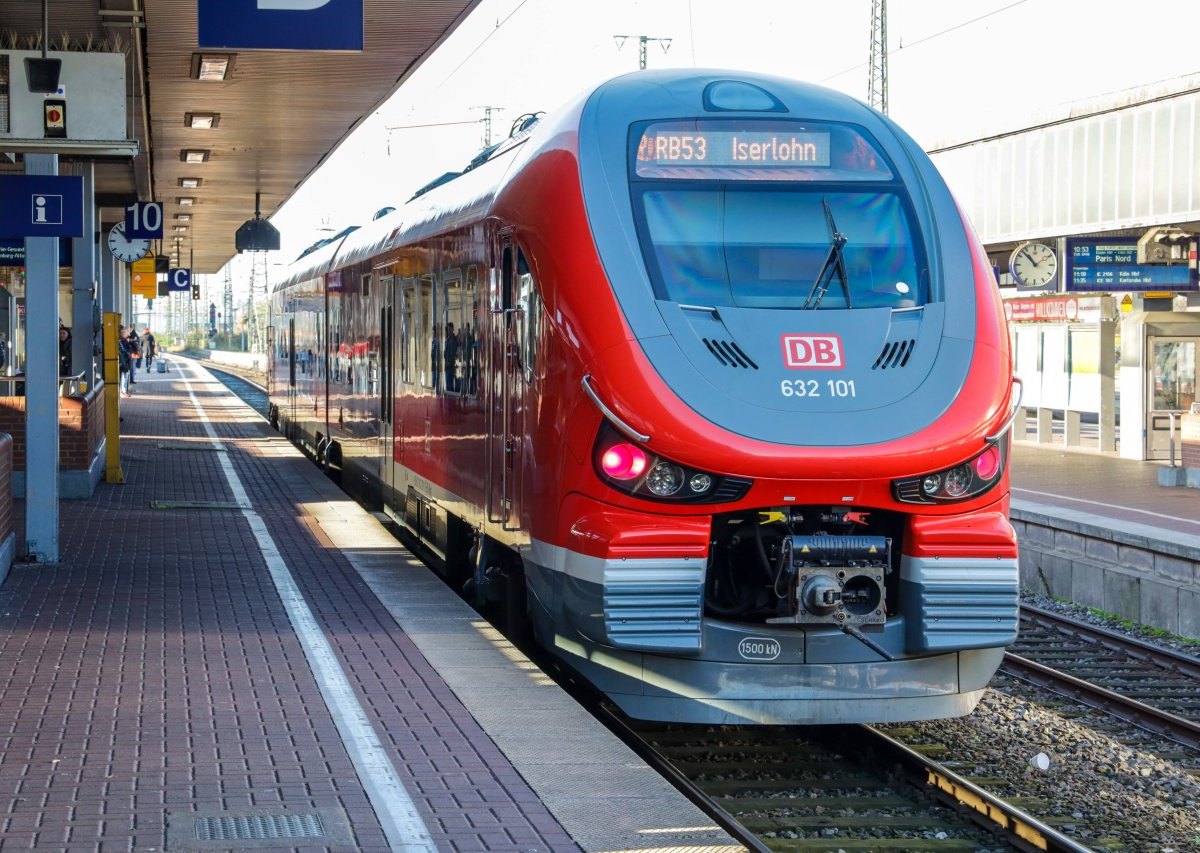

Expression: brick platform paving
xmin=1 ymin=365 xmax=579 ymax=852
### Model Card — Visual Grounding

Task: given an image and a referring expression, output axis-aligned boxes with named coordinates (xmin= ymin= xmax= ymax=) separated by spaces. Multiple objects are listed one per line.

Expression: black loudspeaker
xmin=235 ymin=217 xmax=281 ymax=252
xmin=25 ymin=58 xmax=61 ymax=94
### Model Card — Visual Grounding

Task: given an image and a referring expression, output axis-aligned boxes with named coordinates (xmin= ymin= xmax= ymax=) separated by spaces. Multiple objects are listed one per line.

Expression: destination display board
xmin=1065 ymin=237 xmax=1196 ymax=292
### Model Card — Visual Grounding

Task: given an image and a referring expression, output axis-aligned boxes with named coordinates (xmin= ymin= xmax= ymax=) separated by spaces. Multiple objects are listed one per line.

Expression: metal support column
xmin=71 ymin=161 xmax=96 ymax=391
xmin=23 ymin=153 xmax=60 ymax=563
xmin=1098 ymin=319 xmax=1117 ymax=452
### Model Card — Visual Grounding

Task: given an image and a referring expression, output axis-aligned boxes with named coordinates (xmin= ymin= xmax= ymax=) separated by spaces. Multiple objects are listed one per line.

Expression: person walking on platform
xmin=142 ymin=328 xmax=156 ymax=373
xmin=126 ymin=329 xmax=140 ymax=384
xmin=117 ymin=326 xmax=133 ymax=397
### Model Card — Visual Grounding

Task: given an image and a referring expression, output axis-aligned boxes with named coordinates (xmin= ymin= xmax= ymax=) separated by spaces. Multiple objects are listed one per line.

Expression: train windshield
xmin=630 ymin=120 xmax=926 ymax=310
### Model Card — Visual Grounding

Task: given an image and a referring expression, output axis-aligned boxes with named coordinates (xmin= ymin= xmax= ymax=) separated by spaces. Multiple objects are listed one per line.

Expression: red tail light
xmin=601 ymin=444 xmax=648 ymax=480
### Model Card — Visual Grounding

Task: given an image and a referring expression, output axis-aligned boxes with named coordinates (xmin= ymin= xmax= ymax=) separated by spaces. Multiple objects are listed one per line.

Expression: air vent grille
xmin=703 ymin=338 xmax=759 ymax=369
xmin=872 ymin=339 xmax=916 ymax=370
xmin=708 ymin=476 xmax=753 ymax=503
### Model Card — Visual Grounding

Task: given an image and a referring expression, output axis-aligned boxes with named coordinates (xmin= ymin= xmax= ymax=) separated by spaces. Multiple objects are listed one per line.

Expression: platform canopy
xmin=0 ymin=0 xmax=481 ymax=272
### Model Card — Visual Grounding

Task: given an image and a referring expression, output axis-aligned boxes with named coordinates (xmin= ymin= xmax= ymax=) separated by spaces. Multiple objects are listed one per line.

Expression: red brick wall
xmin=0 ymin=385 xmax=106 ymax=472
xmin=0 ymin=433 xmax=11 ymax=546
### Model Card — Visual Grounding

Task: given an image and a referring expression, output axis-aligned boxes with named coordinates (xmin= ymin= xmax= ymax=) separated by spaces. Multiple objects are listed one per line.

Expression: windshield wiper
xmin=802 ymin=198 xmax=851 ymax=310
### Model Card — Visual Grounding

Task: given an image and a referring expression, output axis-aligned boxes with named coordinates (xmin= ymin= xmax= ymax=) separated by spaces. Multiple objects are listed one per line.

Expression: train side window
xmin=442 ymin=269 xmax=465 ymax=395
xmin=501 ymin=245 xmax=514 ymax=312
xmin=400 ymin=277 xmax=415 ymax=385
xmin=516 ymin=249 xmax=541 ymax=384
xmin=465 ymin=265 xmax=480 ymax=397
xmin=419 ymin=273 xmax=436 ymax=391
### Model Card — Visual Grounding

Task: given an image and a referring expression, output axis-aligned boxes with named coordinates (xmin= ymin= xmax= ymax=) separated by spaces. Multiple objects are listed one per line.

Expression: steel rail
xmin=592 ymin=704 xmax=773 ymax=853
xmin=1002 ymin=652 xmax=1200 ymax=750
xmin=1020 ymin=602 xmax=1200 ymax=679
xmin=862 ymin=725 xmax=1093 ymax=853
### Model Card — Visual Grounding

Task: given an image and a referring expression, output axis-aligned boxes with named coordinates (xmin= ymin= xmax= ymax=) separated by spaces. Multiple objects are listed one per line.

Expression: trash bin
xmin=157 ymin=360 xmax=167 ymax=373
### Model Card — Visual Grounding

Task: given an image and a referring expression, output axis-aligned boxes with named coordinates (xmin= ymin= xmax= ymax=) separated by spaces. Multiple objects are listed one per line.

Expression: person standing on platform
xmin=444 ymin=321 xmax=459 ymax=392
xmin=126 ymin=329 xmax=141 ymax=385
xmin=117 ymin=326 xmax=133 ymax=397
xmin=59 ymin=324 xmax=72 ymax=379
xmin=142 ymin=328 xmax=156 ymax=373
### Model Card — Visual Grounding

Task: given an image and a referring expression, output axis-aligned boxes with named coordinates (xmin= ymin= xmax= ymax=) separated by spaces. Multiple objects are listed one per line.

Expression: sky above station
xmin=214 ymin=0 xmax=1200 ymax=294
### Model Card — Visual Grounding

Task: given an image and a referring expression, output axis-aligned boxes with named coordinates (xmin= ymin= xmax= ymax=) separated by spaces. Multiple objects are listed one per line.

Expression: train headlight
xmin=592 ymin=422 xmax=750 ymax=504
xmin=645 ymin=461 xmax=684 ymax=496
xmin=894 ymin=441 xmax=1008 ymax=504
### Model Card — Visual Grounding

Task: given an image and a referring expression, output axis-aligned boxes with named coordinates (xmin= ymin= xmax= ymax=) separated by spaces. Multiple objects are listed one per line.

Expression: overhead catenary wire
xmin=819 ymin=0 xmax=1030 ymax=84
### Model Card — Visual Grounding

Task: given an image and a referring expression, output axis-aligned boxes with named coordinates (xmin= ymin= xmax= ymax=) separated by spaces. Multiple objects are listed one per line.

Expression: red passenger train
xmin=268 ymin=69 xmax=1021 ymax=724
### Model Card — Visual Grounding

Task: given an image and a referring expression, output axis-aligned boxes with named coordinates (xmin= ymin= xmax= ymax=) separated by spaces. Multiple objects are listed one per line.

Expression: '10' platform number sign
xmin=125 ymin=201 xmax=163 ymax=240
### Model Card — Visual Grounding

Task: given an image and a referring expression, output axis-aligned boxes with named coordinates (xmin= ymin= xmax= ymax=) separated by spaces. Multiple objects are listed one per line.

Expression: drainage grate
xmin=195 ymin=813 xmax=325 ymax=842
xmin=150 ymin=500 xmax=248 ymax=510
xmin=167 ymin=807 xmax=353 ymax=849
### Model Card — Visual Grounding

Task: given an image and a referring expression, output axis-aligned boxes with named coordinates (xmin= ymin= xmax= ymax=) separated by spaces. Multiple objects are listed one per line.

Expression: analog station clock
xmin=1009 ymin=241 xmax=1058 ymax=288
xmin=107 ymin=221 xmax=151 ymax=264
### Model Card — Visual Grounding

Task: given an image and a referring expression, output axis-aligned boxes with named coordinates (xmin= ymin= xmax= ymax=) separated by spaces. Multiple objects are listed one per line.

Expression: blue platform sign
xmin=198 ymin=0 xmax=363 ymax=51
xmin=0 ymin=175 xmax=84 ymax=239
xmin=1065 ymin=237 xmax=1197 ymax=292
xmin=125 ymin=201 xmax=164 ymax=240
xmin=0 ymin=240 xmax=73 ymax=266
xmin=168 ymin=268 xmax=192 ymax=292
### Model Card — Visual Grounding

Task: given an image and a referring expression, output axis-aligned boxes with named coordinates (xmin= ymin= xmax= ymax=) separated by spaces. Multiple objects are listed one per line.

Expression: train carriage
xmin=269 ymin=69 xmax=1020 ymax=724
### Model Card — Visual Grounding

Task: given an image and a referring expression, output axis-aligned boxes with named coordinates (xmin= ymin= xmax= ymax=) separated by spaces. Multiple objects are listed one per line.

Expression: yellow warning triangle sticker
xmin=800 ymin=545 xmax=811 ymax=553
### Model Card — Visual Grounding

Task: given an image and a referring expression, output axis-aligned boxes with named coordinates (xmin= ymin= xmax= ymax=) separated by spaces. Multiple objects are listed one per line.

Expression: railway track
xmin=1006 ymin=603 xmax=1200 ymax=750
xmin=603 ymin=709 xmax=1089 ymax=852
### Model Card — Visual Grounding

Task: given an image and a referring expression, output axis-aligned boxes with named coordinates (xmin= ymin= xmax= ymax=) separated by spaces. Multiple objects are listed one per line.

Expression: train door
xmin=287 ymin=316 xmax=297 ymax=426
xmin=398 ymin=277 xmax=417 ymax=467
xmin=266 ymin=325 xmax=275 ymax=391
xmin=1146 ymin=336 xmax=1199 ymax=459
xmin=379 ymin=274 xmax=396 ymax=506
xmin=487 ymin=237 xmax=522 ymax=531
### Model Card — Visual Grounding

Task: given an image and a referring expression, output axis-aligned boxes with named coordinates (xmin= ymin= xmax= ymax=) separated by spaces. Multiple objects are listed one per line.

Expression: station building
xmin=929 ymin=72 xmax=1200 ymax=464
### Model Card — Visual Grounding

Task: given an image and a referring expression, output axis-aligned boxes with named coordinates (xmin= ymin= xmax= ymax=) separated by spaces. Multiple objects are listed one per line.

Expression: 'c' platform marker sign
xmin=168 ymin=268 xmax=192 ymax=292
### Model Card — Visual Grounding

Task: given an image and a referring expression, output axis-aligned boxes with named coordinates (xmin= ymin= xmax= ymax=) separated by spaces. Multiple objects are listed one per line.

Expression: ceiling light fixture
xmin=186 ymin=112 xmax=220 ymax=129
xmin=181 ymin=149 xmax=210 ymax=164
xmin=175 ymin=213 xmax=192 ymax=221
xmin=177 ymin=197 xmax=195 ymax=206
xmin=190 ymin=53 xmax=235 ymax=81
xmin=174 ymin=226 xmax=189 ymax=233
xmin=179 ymin=178 xmax=202 ymax=188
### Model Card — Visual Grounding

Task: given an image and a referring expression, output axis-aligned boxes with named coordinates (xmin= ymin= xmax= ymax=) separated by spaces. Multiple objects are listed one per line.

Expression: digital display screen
xmin=633 ymin=121 xmax=892 ymax=182
xmin=1064 ymin=237 xmax=1196 ymax=293
xmin=637 ymin=131 xmax=831 ymax=168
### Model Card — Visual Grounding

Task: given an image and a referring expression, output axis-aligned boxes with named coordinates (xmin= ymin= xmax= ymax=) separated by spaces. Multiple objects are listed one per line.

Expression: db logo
xmin=781 ymin=334 xmax=844 ymax=369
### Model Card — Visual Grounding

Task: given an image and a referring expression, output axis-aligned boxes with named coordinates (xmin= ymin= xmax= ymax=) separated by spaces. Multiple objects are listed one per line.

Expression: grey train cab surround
xmin=576 ymin=70 xmax=978 ymax=447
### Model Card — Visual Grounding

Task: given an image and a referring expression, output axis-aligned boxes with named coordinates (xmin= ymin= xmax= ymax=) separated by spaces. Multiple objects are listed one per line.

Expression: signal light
xmin=592 ymin=422 xmax=750 ymax=504
xmin=601 ymin=444 xmax=648 ymax=480
xmin=894 ymin=442 xmax=1007 ymax=504
xmin=191 ymin=283 xmax=200 ymax=301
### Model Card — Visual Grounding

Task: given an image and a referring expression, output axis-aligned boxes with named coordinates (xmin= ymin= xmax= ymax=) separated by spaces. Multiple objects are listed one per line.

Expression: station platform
xmin=1011 ymin=439 xmax=1200 ymax=548
xmin=1 ymin=358 xmax=739 ymax=852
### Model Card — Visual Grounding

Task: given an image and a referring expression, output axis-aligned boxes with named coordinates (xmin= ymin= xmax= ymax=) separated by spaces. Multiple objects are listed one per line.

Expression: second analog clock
xmin=1009 ymin=241 xmax=1058 ymax=288
xmin=107 ymin=221 xmax=151 ymax=264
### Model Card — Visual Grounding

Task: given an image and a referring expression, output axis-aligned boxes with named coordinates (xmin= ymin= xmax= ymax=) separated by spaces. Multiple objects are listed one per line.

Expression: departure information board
xmin=1065 ymin=237 xmax=1196 ymax=292
xmin=633 ymin=120 xmax=893 ymax=181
